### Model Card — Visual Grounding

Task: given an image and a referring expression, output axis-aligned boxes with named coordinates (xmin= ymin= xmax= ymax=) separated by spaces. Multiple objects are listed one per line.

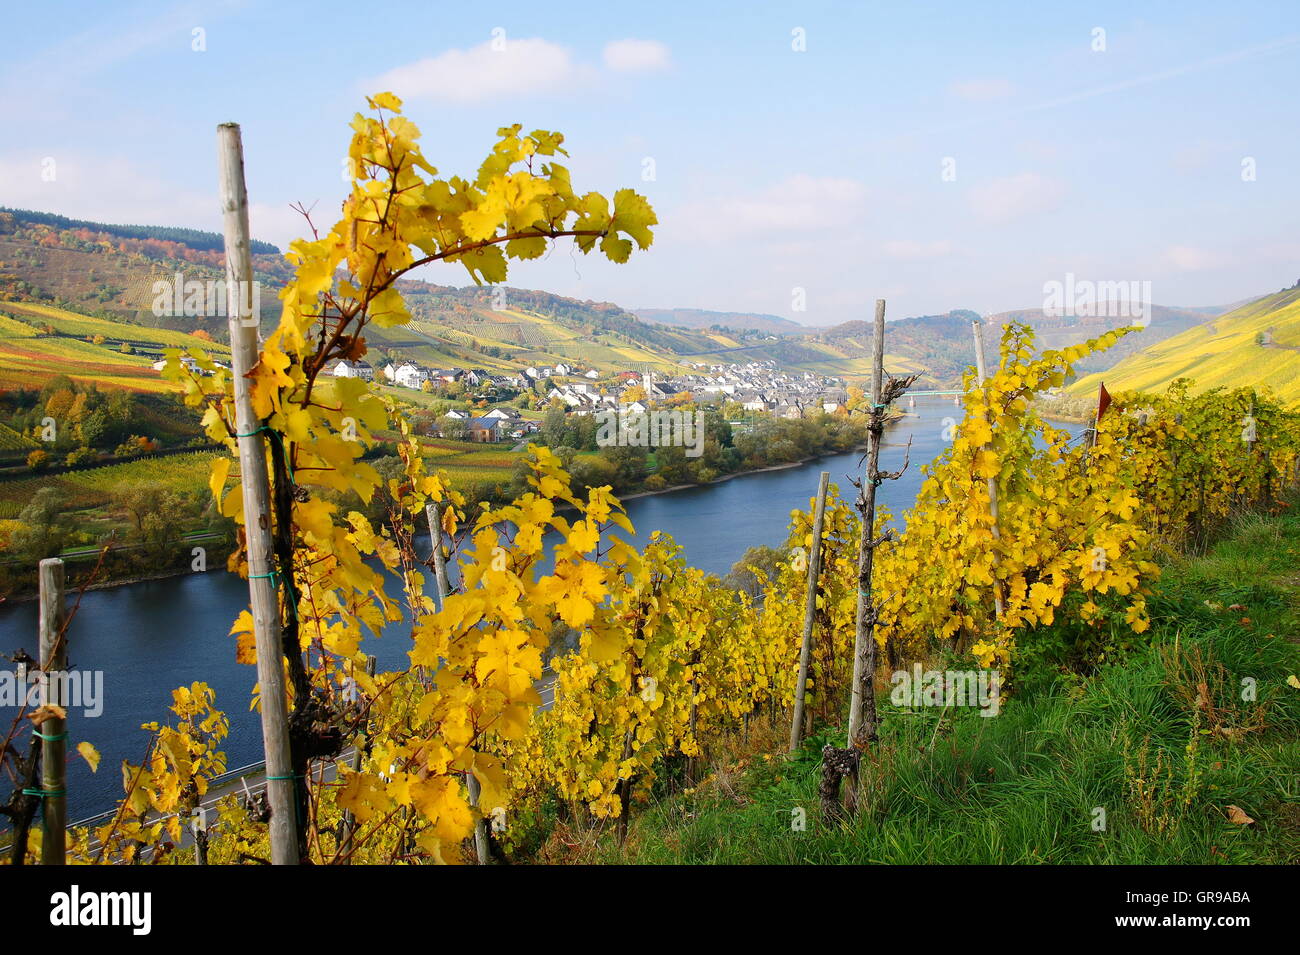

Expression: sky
xmin=2 ymin=0 xmax=1298 ymax=326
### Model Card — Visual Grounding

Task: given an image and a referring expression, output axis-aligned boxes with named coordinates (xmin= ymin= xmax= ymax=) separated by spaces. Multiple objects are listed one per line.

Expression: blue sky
xmin=2 ymin=0 xmax=1298 ymax=325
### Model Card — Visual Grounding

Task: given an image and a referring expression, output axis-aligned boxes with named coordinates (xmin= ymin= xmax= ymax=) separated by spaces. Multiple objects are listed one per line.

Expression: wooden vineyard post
xmin=192 ymin=808 xmax=208 ymax=865
xmin=38 ymin=558 xmax=67 ymax=864
xmin=970 ymin=318 xmax=1005 ymax=619
xmin=790 ymin=470 xmax=831 ymax=752
xmin=217 ymin=123 xmax=299 ymax=865
xmin=425 ymin=501 xmax=450 ymax=612
xmin=421 ymin=503 xmax=490 ymax=863
xmin=831 ymin=300 xmax=917 ymax=819
xmin=338 ymin=655 xmax=376 ymax=860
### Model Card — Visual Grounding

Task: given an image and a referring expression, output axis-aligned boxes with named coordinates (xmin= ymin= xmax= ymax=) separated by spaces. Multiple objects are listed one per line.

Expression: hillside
xmin=993 ymin=303 xmax=1231 ymax=375
xmin=0 ymin=211 xmax=739 ymax=379
xmin=1071 ymin=286 xmax=1300 ymax=405
xmin=0 ymin=301 xmax=227 ymax=394
xmin=0 ymin=207 xmax=1252 ymax=390
xmin=633 ymin=307 xmax=805 ymax=335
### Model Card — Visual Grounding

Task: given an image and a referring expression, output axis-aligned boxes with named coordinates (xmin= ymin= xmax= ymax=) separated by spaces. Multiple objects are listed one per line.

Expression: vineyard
xmin=0 ymin=302 xmax=227 ymax=393
xmin=4 ymin=95 xmax=1298 ymax=869
xmin=0 ymin=451 xmax=221 ymax=517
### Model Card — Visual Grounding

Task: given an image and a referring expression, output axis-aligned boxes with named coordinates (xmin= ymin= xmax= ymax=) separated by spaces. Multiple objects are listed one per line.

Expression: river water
xmin=1 ymin=396 xmax=1017 ymax=819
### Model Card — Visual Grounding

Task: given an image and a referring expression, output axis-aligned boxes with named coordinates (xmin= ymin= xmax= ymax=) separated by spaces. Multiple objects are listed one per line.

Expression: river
xmin=1 ymin=396 xmax=1040 ymax=820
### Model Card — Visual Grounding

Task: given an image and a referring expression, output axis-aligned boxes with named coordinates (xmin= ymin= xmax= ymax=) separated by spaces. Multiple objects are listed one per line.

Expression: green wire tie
xmin=33 ymin=730 xmax=67 ymax=742
xmin=23 ymin=788 xmax=66 ymax=798
xmin=235 ymin=426 xmax=297 ymax=486
xmin=266 ymin=774 xmax=303 ymax=781
xmin=234 ymin=428 xmax=303 ymax=623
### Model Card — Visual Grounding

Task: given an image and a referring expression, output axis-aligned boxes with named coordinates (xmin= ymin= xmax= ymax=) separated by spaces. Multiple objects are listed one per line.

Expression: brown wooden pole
xmin=38 ymin=558 xmax=66 ymax=864
xmin=217 ymin=123 xmax=298 ymax=865
xmin=790 ymin=470 xmax=830 ymax=752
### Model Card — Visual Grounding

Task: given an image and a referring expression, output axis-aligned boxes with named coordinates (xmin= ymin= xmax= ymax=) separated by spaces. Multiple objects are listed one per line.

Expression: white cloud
xmin=967 ymin=173 xmax=1064 ymax=224
xmin=0 ymin=153 xmax=307 ymax=251
xmin=948 ymin=78 xmax=1015 ymax=102
xmin=674 ymin=174 xmax=868 ymax=239
xmin=603 ymin=39 xmax=671 ymax=73
xmin=369 ymin=37 xmax=592 ymax=104
xmin=1163 ymin=245 xmax=1229 ymax=271
xmin=883 ymin=239 xmax=953 ymax=260
xmin=0 ymin=154 xmax=212 ymax=227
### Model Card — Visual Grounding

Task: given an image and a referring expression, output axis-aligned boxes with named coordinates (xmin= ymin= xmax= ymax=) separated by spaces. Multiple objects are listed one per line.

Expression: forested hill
xmin=0 ymin=207 xmax=280 ymax=255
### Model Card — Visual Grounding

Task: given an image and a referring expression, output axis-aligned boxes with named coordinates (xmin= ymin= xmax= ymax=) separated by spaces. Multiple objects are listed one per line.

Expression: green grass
xmin=607 ymin=506 xmax=1300 ymax=864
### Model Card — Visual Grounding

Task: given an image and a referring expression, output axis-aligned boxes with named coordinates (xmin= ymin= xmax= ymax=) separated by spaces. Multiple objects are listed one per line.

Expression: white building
xmin=394 ymin=362 xmax=429 ymax=389
xmin=332 ymin=359 xmax=375 ymax=381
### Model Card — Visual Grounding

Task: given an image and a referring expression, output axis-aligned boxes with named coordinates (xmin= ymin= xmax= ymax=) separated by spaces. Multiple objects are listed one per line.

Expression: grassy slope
xmin=0 ymin=302 xmax=229 ymax=393
xmin=1071 ymin=288 xmax=1300 ymax=405
xmin=608 ymin=507 xmax=1300 ymax=864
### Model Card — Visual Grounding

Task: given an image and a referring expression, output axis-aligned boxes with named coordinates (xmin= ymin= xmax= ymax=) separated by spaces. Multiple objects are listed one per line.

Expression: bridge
xmin=907 ymin=390 xmax=964 ymax=397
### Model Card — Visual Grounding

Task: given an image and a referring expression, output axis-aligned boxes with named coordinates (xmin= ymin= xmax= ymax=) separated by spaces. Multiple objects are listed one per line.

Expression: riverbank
xmin=577 ymin=503 xmax=1300 ymax=864
xmin=618 ymin=445 xmax=868 ymax=503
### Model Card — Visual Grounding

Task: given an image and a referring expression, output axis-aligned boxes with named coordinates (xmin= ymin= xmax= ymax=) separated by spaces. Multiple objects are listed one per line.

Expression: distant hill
xmin=634 ymin=307 xmax=804 ymax=335
xmin=0 ymin=210 xmax=745 ymax=379
xmin=0 ymin=207 xmax=280 ymax=255
xmin=0 ymin=207 xmax=1265 ymax=392
xmin=1071 ymin=285 xmax=1300 ymax=406
xmin=988 ymin=303 xmax=1233 ymax=375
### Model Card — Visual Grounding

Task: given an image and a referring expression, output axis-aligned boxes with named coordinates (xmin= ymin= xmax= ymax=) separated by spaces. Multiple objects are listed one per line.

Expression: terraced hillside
xmin=0 ymin=302 xmax=227 ymax=393
xmin=1071 ymin=286 xmax=1300 ymax=405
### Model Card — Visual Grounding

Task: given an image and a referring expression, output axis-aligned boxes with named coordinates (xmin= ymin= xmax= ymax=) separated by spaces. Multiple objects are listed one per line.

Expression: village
xmin=324 ymin=356 xmax=851 ymax=444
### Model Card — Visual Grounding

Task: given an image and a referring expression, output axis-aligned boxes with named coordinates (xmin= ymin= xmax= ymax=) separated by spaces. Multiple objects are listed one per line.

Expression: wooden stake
xmin=421 ymin=502 xmax=490 ymax=863
xmin=338 ymin=655 xmax=376 ymax=860
xmin=790 ymin=470 xmax=830 ymax=753
xmin=38 ymin=558 xmax=66 ymax=865
xmin=192 ymin=808 xmax=208 ymax=865
xmin=217 ymin=123 xmax=298 ymax=865
xmin=425 ymin=501 xmax=450 ymax=612
xmin=847 ymin=301 xmax=888 ymax=752
xmin=970 ymin=319 xmax=1004 ymax=618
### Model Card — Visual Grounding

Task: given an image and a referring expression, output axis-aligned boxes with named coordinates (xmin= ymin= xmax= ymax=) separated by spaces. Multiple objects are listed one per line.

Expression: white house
xmin=549 ymin=387 xmax=583 ymax=408
xmin=443 ymin=409 xmax=470 ymax=420
xmin=394 ymin=362 xmax=429 ymax=389
xmin=332 ymin=359 xmax=375 ymax=381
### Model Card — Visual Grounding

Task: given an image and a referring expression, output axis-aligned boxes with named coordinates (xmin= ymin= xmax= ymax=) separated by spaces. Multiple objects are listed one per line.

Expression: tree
xmin=724 ymin=544 xmax=786 ymax=597
xmin=10 ymin=486 xmax=69 ymax=560
xmin=26 ymin=449 xmax=49 ymax=470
